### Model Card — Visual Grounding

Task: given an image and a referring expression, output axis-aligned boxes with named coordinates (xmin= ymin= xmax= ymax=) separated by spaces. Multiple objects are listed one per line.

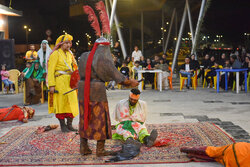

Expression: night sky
xmin=5 ymin=0 xmax=250 ymax=48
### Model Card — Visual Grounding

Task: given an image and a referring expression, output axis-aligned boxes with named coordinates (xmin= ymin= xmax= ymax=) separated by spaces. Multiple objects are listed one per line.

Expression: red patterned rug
xmin=0 ymin=122 xmax=234 ymax=166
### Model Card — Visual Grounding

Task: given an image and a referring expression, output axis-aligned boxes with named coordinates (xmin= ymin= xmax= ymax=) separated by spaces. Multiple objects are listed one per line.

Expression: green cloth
xmin=24 ymin=60 xmax=45 ymax=82
xmin=112 ymin=127 xmax=149 ymax=143
xmin=129 ymin=103 xmax=138 ymax=115
xmin=119 ymin=120 xmax=143 ymax=135
xmin=22 ymin=68 xmax=28 ymax=73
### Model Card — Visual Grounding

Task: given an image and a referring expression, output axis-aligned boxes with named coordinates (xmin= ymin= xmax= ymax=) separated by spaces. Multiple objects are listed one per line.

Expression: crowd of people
xmin=194 ymin=49 xmax=250 ymax=90
xmin=0 ymin=40 xmax=51 ymax=104
xmin=109 ymin=44 xmax=171 ymax=90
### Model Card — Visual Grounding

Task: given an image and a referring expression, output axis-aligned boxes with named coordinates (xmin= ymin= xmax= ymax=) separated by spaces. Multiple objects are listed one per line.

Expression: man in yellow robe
xmin=47 ymin=34 xmax=79 ymax=132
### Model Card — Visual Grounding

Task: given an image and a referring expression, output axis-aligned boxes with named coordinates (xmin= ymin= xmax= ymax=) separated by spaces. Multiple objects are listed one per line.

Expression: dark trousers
xmin=143 ymin=73 xmax=155 ymax=89
xmin=198 ymin=69 xmax=205 ymax=83
xmin=206 ymin=71 xmax=216 ymax=86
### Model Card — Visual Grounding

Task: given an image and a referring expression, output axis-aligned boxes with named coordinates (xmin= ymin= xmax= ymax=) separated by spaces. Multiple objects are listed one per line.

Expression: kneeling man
xmin=113 ymin=88 xmax=157 ymax=147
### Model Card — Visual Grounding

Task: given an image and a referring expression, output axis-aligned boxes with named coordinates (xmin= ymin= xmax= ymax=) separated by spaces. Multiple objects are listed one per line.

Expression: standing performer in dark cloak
xmin=79 ymin=2 xmax=138 ymax=157
xmin=78 ymin=37 xmax=138 ymax=157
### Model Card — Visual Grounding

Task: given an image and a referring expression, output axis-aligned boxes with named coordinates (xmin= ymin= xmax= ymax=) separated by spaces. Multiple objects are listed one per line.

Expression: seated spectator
xmin=25 ymin=44 xmax=38 ymax=63
xmin=209 ymin=56 xmax=215 ymax=68
xmin=190 ymin=54 xmax=200 ymax=70
xmin=162 ymin=54 xmax=170 ymax=65
xmin=228 ymin=55 xmax=242 ymax=89
xmin=242 ymin=56 xmax=250 ymax=72
xmin=205 ymin=61 xmax=222 ymax=88
xmin=108 ymin=56 xmax=121 ymax=90
xmin=220 ymin=59 xmax=231 ymax=89
xmin=139 ymin=56 xmax=147 ymax=68
xmin=155 ymin=58 xmax=170 ymax=90
xmin=133 ymin=61 xmax=142 ymax=79
xmin=22 ymin=60 xmax=45 ymax=105
xmin=22 ymin=62 xmax=32 ymax=77
xmin=125 ymin=56 xmax=133 ymax=73
xmin=198 ymin=54 xmax=210 ymax=81
xmin=113 ymin=56 xmax=121 ymax=69
xmin=143 ymin=58 xmax=155 ymax=89
xmin=152 ymin=55 xmax=160 ymax=66
xmin=219 ymin=53 xmax=226 ymax=66
xmin=179 ymin=57 xmax=195 ymax=89
xmin=132 ymin=46 xmax=143 ymax=63
xmin=1 ymin=64 xmax=14 ymax=94
xmin=120 ymin=61 xmax=130 ymax=79
xmin=241 ymin=56 xmax=250 ymax=90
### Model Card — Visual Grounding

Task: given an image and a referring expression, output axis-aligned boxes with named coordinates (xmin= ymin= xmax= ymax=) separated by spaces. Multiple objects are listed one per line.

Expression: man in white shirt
xmin=132 ymin=46 xmax=143 ymax=62
xmin=179 ymin=57 xmax=195 ymax=89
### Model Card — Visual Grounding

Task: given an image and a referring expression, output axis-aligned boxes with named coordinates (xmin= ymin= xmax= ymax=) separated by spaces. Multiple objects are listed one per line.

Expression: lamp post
xmin=24 ymin=25 xmax=31 ymax=48
xmin=244 ymin=33 xmax=250 ymax=49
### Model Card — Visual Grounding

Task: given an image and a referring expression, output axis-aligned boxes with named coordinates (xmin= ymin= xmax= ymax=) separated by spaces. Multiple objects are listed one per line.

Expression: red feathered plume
xmin=95 ymin=1 xmax=111 ymax=35
xmin=83 ymin=5 xmax=101 ymax=37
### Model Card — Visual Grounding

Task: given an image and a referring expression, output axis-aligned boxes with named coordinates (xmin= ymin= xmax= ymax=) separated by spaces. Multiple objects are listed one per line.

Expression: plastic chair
xmin=2 ymin=69 xmax=20 ymax=94
xmin=168 ymin=67 xmax=173 ymax=89
xmin=9 ymin=69 xmax=21 ymax=94
xmin=232 ymin=72 xmax=250 ymax=92
xmin=248 ymin=72 xmax=250 ymax=92
xmin=154 ymin=67 xmax=173 ymax=90
xmin=203 ymin=69 xmax=211 ymax=88
xmin=179 ymin=72 xmax=197 ymax=90
xmin=23 ymin=80 xmax=44 ymax=104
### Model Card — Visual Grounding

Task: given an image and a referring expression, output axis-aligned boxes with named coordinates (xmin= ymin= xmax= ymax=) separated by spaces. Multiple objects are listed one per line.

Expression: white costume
xmin=37 ymin=40 xmax=52 ymax=72
xmin=113 ymin=99 xmax=149 ymax=142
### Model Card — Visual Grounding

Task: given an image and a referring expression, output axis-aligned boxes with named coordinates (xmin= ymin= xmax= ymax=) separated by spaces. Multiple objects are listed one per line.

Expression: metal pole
xmin=175 ymin=12 xmax=178 ymax=41
xmin=191 ymin=0 xmax=207 ymax=58
xmin=129 ymin=27 xmax=133 ymax=53
xmin=105 ymin=0 xmax=110 ymax=19
xmin=109 ymin=0 xmax=117 ymax=28
xmin=109 ymin=0 xmax=128 ymax=59
xmin=141 ymin=11 xmax=144 ymax=54
xmin=162 ymin=8 xmax=165 ymax=51
xmin=172 ymin=3 xmax=187 ymax=72
xmin=163 ymin=8 xmax=176 ymax=54
xmin=186 ymin=0 xmax=194 ymax=45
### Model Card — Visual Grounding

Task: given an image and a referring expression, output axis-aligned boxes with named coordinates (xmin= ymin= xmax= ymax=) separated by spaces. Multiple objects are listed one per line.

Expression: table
xmin=216 ymin=68 xmax=248 ymax=93
xmin=138 ymin=70 xmax=163 ymax=92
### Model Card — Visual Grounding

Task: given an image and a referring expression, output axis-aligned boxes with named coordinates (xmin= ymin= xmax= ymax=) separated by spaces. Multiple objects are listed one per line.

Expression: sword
xmin=63 ymin=78 xmax=145 ymax=95
xmin=63 ymin=88 xmax=77 ymax=95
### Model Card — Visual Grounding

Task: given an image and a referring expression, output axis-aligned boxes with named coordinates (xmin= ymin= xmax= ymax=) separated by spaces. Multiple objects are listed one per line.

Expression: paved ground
xmin=0 ymin=87 xmax=250 ymax=167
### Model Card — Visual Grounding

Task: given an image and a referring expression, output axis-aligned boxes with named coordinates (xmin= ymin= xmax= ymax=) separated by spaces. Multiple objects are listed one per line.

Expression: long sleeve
xmin=141 ymin=101 xmax=148 ymax=123
xmin=114 ymin=103 xmax=120 ymax=122
xmin=93 ymin=46 xmax=125 ymax=83
xmin=47 ymin=52 xmax=58 ymax=87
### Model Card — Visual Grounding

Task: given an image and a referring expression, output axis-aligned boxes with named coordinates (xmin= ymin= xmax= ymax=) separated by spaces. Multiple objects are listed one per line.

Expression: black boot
xmin=58 ymin=119 xmax=70 ymax=132
xmin=143 ymin=129 xmax=158 ymax=147
xmin=66 ymin=118 xmax=78 ymax=131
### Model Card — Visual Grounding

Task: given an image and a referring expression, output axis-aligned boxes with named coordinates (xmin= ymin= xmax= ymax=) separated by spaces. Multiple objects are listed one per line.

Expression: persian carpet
xmin=0 ymin=121 xmax=22 ymax=131
xmin=0 ymin=122 xmax=234 ymax=166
